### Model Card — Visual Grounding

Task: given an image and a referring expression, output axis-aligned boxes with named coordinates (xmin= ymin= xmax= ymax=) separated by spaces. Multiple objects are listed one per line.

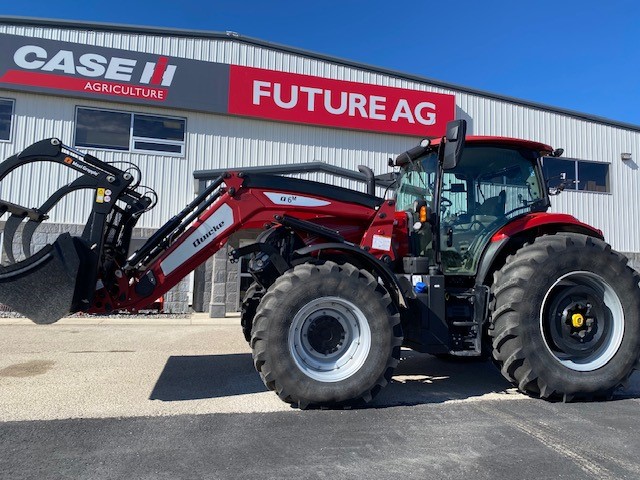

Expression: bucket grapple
xmin=0 ymin=138 xmax=152 ymax=323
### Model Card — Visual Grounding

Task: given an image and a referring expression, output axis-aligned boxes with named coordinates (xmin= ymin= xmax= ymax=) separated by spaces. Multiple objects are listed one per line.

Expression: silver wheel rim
xmin=288 ymin=296 xmax=371 ymax=382
xmin=540 ymin=271 xmax=624 ymax=372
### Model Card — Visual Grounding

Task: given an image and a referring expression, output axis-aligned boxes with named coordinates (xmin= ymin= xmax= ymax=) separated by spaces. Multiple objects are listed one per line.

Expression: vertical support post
xmin=209 ymin=248 xmax=228 ymax=318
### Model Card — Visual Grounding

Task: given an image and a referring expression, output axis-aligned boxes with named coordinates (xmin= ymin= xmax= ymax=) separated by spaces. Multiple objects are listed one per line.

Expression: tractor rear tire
xmin=251 ymin=261 xmax=403 ymax=408
xmin=240 ymin=283 xmax=263 ymax=343
xmin=490 ymin=233 xmax=640 ymax=401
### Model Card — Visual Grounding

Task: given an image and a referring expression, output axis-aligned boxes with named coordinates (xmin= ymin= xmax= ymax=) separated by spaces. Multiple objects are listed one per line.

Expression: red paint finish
xmin=149 ymin=56 xmax=169 ymax=86
xmin=360 ymin=201 xmax=400 ymax=260
xmin=88 ymin=173 xmax=381 ymax=314
xmin=228 ymin=65 xmax=455 ymax=137
xmin=491 ymin=213 xmax=604 ymax=242
xmin=432 ymin=135 xmax=554 ymax=154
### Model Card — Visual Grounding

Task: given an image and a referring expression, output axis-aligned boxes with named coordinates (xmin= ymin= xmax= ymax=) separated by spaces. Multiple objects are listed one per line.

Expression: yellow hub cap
xmin=571 ymin=313 xmax=585 ymax=328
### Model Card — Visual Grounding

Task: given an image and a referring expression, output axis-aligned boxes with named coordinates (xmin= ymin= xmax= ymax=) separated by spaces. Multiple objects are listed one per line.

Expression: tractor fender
xmin=476 ymin=213 xmax=605 ymax=287
xmin=294 ymin=242 xmax=408 ymax=309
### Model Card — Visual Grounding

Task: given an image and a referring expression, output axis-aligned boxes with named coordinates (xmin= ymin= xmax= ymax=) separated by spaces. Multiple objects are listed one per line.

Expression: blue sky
xmin=3 ymin=0 xmax=639 ymax=126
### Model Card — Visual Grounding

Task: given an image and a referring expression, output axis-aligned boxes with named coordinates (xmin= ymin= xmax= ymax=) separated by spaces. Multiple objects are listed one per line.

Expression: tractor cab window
xmin=395 ymin=152 xmax=438 ymax=211
xmin=440 ymin=145 xmax=546 ymax=274
xmin=395 ymin=152 xmax=439 ymax=258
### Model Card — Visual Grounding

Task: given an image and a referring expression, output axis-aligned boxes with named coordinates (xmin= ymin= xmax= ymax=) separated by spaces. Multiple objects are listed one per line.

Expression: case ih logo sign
xmin=0 ymin=34 xmax=455 ymax=136
xmin=0 ymin=34 xmax=229 ymax=113
xmin=10 ymin=45 xmax=176 ymax=100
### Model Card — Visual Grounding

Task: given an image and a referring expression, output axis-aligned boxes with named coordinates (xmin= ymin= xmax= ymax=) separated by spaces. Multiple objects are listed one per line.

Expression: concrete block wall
xmin=162 ymin=276 xmax=191 ymax=314
xmin=208 ymin=247 xmax=229 ymax=317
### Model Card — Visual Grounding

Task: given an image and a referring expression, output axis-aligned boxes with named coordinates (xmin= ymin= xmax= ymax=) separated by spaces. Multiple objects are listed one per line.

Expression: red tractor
xmin=1 ymin=120 xmax=638 ymax=407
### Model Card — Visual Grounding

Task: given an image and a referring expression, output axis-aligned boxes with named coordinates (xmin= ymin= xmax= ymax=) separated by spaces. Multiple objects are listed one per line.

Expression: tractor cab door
xmin=438 ymin=145 xmax=546 ymax=274
xmin=395 ymin=151 xmax=439 ymax=263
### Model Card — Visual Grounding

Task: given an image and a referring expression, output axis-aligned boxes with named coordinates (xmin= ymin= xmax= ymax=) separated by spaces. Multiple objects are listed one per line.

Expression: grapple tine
xmin=2 ymin=214 xmax=24 ymax=264
xmin=21 ymin=219 xmax=40 ymax=258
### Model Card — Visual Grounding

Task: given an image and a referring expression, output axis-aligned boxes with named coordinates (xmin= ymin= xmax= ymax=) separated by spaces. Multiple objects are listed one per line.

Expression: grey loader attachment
xmin=0 ymin=233 xmax=80 ymax=324
xmin=0 ymin=138 xmax=145 ymax=323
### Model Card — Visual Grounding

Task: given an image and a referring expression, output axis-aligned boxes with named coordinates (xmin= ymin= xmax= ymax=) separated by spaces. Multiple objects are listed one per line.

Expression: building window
xmin=132 ymin=114 xmax=186 ymax=154
xmin=577 ymin=161 xmax=609 ymax=192
xmin=74 ymin=107 xmax=186 ymax=156
xmin=0 ymin=98 xmax=15 ymax=142
xmin=543 ymin=157 xmax=610 ymax=193
xmin=75 ymin=108 xmax=130 ymax=151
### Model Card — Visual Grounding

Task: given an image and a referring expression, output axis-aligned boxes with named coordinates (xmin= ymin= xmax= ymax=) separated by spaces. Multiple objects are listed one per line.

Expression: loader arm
xmin=89 ymin=172 xmax=383 ymax=314
xmin=0 ymin=139 xmax=386 ymax=322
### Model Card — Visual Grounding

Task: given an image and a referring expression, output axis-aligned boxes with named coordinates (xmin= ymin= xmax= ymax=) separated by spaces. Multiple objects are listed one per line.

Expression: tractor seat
xmin=475 ymin=190 xmax=506 ymax=217
xmin=467 ymin=190 xmax=506 ymax=229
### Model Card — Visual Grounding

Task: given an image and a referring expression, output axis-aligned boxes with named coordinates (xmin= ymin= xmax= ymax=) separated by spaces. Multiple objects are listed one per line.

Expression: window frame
xmin=0 ymin=97 xmax=15 ymax=143
xmin=74 ymin=106 xmax=187 ymax=157
xmin=542 ymin=156 xmax=611 ymax=194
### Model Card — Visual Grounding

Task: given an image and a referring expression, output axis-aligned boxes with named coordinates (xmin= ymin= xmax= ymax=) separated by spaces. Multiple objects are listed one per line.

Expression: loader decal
xmin=263 ymin=192 xmax=330 ymax=207
xmin=159 ymin=203 xmax=234 ymax=275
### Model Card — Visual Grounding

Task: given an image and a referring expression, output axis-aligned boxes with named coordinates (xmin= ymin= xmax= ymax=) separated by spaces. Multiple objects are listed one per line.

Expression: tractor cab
xmin=395 ymin=130 xmax=553 ymax=276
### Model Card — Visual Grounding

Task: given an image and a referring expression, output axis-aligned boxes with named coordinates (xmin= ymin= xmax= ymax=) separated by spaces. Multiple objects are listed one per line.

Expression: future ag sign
xmin=0 ymin=33 xmax=455 ymax=136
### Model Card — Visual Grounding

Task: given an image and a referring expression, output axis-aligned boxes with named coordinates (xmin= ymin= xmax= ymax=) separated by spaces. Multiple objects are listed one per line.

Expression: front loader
xmin=1 ymin=120 xmax=639 ymax=407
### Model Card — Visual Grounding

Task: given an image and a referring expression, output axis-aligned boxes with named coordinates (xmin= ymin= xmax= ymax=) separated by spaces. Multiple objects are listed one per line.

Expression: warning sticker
xmin=96 ymin=188 xmax=105 ymax=203
xmin=372 ymin=234 xmax=392 ymax=251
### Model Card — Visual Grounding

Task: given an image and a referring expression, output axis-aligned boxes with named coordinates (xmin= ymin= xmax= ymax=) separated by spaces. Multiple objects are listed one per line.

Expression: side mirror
xmin=442 ymin=120 xmax=467 ymax=170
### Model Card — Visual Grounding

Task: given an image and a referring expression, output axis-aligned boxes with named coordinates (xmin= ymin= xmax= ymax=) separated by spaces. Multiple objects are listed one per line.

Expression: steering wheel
xmin=441 ymin=196 xmax=452 ymax=208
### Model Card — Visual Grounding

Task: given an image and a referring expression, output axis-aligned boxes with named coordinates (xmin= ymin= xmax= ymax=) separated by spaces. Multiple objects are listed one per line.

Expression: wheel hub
xmin=307 ymin=315 xmax=346 ymax=355
xmin=541 ymin=271 xmax=624 ymax=372
xmin=561 ymin=301 xmax=598 ymax=343
xmin=288 ymin=296 xmax=372 ymax=383
xmin=571 ymin=313 xmax=585 ymax=328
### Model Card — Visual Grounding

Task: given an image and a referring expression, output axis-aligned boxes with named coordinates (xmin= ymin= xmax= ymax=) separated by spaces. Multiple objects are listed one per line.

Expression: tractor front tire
xmin=490 ymin=233 xmax=640 ymax=401
xmin=251 ymin=261 xmax=403 ymax=408
xmin=241 ymin=283 xmax=263 ymax=343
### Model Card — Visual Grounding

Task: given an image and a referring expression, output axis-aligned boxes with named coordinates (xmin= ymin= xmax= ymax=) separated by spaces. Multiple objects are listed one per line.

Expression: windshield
xmin=440 ymin=145 xmax=546 ymax=274
xmin=395 ymin=152 xmax=438 ymax=211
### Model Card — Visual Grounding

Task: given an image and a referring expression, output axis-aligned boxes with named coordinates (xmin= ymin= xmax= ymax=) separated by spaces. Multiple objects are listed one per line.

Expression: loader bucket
xmin=0 ymin=233 xmax=81 ymax=324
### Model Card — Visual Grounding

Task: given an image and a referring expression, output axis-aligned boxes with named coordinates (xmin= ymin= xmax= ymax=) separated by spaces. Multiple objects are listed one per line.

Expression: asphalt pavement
xmin=1 ymin=314 xmax=639 ymax=479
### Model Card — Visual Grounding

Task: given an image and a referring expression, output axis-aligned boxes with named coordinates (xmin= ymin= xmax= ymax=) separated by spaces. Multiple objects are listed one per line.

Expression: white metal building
xmin=0 ymin=17 xmax=638 ymax=315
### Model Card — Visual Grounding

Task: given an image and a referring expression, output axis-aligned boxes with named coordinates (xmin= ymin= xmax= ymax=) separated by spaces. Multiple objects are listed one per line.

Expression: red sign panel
xmin=228 ymin=65 xmax=455 ymax=137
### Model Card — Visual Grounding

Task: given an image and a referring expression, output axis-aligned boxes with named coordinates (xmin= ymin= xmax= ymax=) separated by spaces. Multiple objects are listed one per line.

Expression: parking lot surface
xmin=1 ymin=315 xmax=639 ymax=479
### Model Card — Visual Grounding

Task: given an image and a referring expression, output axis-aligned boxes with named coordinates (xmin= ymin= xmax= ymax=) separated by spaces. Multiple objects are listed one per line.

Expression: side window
xmin=395 ymin=170 xmax=434 ymax=211
xmin=477 ymin=166 xmax=531 ymax=215
xmin=543 ymin=157 xmax=610 ymax=193
xmin=442 ymin=172 xmax=468 ymax=215
xmin=74 ymin=107 xmax=186 ymax=156
xmin=132 ymin=114 xmax=186 ymax=155
xmin=577 ymin=161 xmax=609 ymax=192
xmin=543 ymin=158 xmax=576 ymax=189
xmin=0 ymin=98 xmax=15 ymax=142
xmin=75 ymin=108 xmax=130 ymax=150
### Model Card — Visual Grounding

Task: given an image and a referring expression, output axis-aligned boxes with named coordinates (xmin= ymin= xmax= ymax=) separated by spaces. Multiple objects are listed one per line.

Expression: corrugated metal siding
xmin=0 ymin=24 xmax=639 ymax=252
